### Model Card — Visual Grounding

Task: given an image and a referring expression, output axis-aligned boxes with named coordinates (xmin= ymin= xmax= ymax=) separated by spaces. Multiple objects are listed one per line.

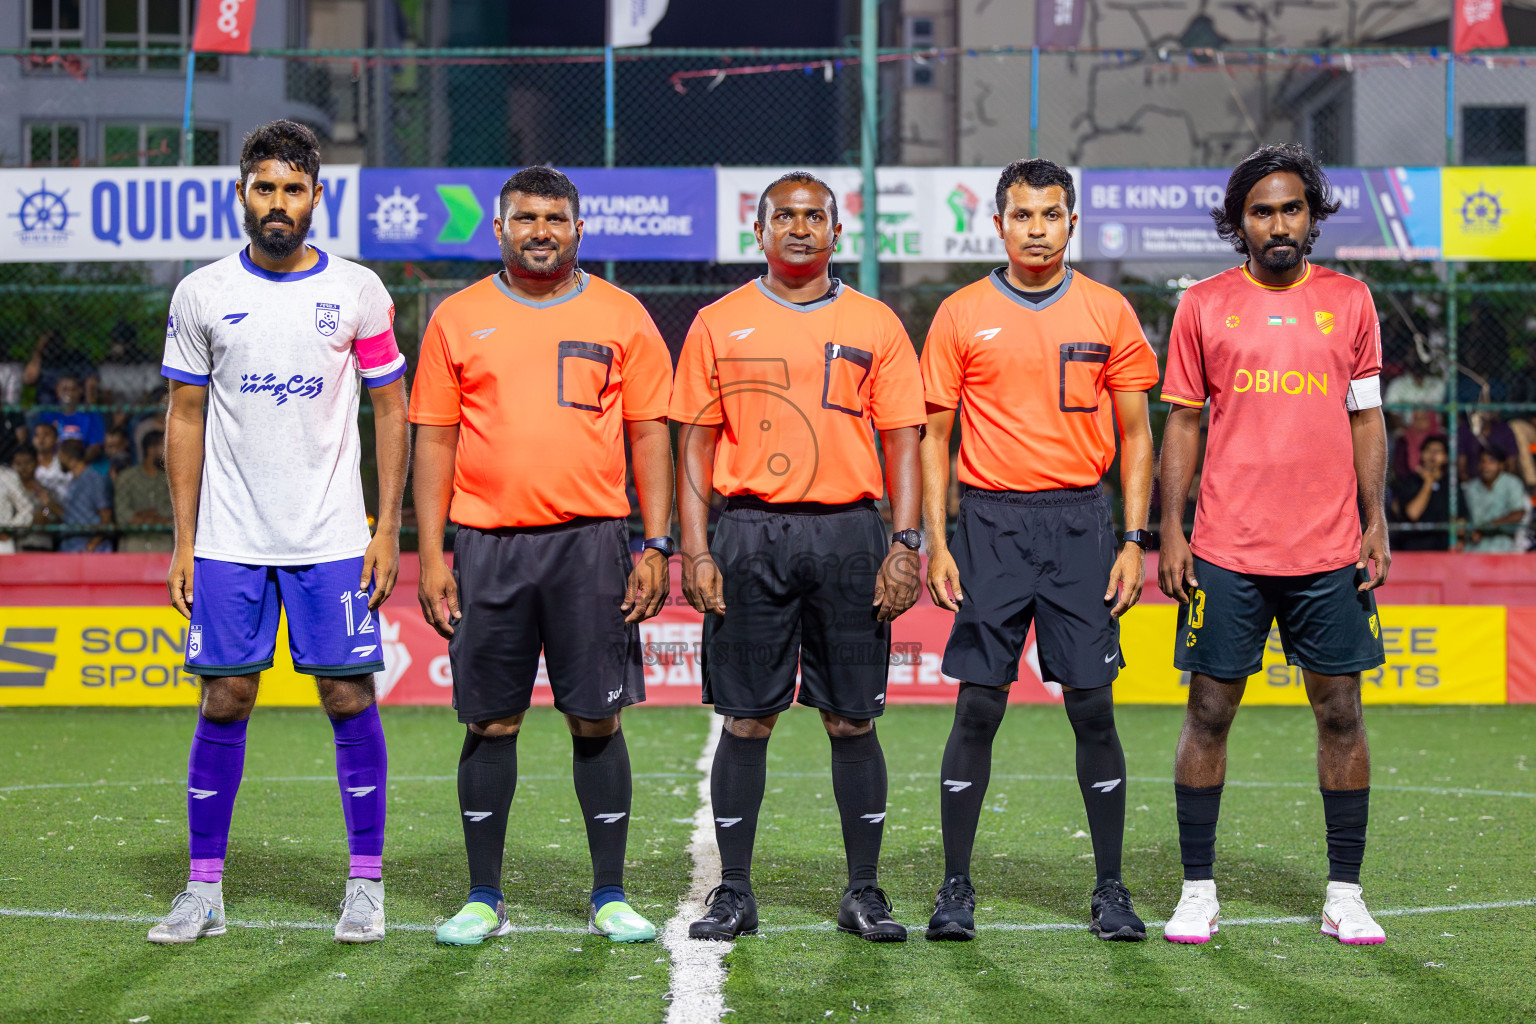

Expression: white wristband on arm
xmin=1346 ymin=374 xmax=1382 ymax=412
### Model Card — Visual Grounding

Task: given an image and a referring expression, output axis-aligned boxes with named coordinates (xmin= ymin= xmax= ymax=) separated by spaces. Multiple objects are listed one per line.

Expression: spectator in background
xmin=1458 ymin=411 xmax=1519 ymax=481
xmin=1461 ymin=445 xmax=1528 ymax=553
xmin=1383 ymin=355 xmax=1446 ymax=407
xmin=0 ymin=454 xmax=33 ymax=554
xmin=1390 ymin=434 xmax=1450 ymax=551
xmin=57 ymin=439 xmax=113 ymax=553
xmin=1391 ymin=408 xmax=1443 ymax=481
xmin=0 ymin=406 xmax=25 ymax=465
xmin=132 ymin=391 xmax=169 ymax=465
xmin=114 ymin=429 xmax=172 ymax=553
xmin=37 ymin=376 xmax=106 ymax=462
xmin=10 ymin=447 xmax=63 ymax=551
xmin=31 ymin=422 xmax=69 ymax=498
xmin=94 ymin=427 xmax=134 ymax=479
xmin=96 ymin=321 xmax=163 ymax=405
xmin=23 ymin=330 xmax=99 ymax=406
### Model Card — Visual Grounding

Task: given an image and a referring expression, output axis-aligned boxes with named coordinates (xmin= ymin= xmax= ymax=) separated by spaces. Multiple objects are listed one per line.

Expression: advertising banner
xmin=0 ymin=599 xmax=1505 ymax=708
xmin=1 ymin=165 xmax=360 ymax=263
xmin=358 ymin=167 xmax=715 ymax=261
xmin=1079 ymin=167 xmax=1442 ymax=261
xmin=1115 ymin=605 xmax=1507 ymax=705
xmin=714 ymin=167 xmax=1084 ymax=264
xmin=1441 ymin=167 xmax=1536 ymax=260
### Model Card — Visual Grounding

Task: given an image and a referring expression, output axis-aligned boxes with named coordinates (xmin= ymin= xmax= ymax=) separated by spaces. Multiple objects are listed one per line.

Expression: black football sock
xmin=939 ymin=682 xmax=1009 ymax=879
xmin=1064 ymin=686 xmax=1128 ymax=886
xmin=1321 ymin=787 xmax=1370 ymax=884
xmin=458 ymin=730 xmax=518 ymax=893
xmin=711 ymin=729 xmax=769 ymax=895
xmin=829 ymin=727 xmax=887 ymax=890
xmin=572 ymin=729 xmax=632 ymax=894
xmin=1174 ymin=783 xmax=1224 ymax=881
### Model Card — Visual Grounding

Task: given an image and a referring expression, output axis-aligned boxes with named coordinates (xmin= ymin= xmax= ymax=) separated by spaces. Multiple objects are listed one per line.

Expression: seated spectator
xmin=0 ymin=456 xmax=33 ymax=555
xmin=1461 ymin=445 xmax=1528 ymax=553
xmin=1458 ymin=411 xmax=1520 ymax=481
xmin=1391 ymin=408 xmax=1443 ymax=482
xmin=97 ymin=324 xmax=164 ymax=404
xmin=23 ymin=330 xmax=99 ymax=406
xmin=132 ymin=392 xmax=169 ymax=465
xmin=9 ymin=447 xmax=63 ymax=551
xmin=115 ymin=430 xmax=173 ymax=553
xmin=94 ymin=427 xmax=134 ymax=479
xmin=31 ymin=422 xmax=70 ymax=499
xmin=58 ymin=439 xmax=114 ymax=553
xmin=0 ymin=405 xmax=25 ymax=466
xmin=37 ymin=376 xmax=106 ymax=462
xmin=1383 ymin=357 xmax=1446 ymax=407
xmin=1510 ymin=418 xmax=1536 ymax=490
xmin=1390 ymin=434 xmax=1450 ymax=551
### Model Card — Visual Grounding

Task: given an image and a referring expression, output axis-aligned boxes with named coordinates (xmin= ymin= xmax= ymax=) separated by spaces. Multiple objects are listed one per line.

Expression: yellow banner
xmin=0 ymin=607 xmax=320 ymax=707
xmin=1117 ymin=604 xmax=1506 ymax=704
xmin=1441 ymin=168 xmax=1536 ymax=261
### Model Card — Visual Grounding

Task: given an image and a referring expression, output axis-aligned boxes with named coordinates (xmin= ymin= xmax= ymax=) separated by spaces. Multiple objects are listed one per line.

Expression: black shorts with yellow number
xmin=449 ymin=518 xmax=643 ymax=723
xmin=701 ymin=497 xmax=891 ymax=719
xmin=1173 ymin=555 xmax=1386 ymax=679
xmin=941 ymin=485 xmax=1124 ymax=690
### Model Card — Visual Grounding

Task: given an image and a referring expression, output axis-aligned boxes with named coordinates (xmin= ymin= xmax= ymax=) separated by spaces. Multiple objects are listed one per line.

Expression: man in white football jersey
xmin=148 ymin=120 xmax=409 ymax=945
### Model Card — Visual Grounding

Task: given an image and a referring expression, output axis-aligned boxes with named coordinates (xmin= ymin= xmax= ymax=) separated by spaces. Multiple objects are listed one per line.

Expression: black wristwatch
xmin=642 ymin=536 xmax=676 ymax=558
xmin=1122 ymin=529 xmax=1152 ymax=550
xmin=891 ymin=529 xmax=922 ymax=551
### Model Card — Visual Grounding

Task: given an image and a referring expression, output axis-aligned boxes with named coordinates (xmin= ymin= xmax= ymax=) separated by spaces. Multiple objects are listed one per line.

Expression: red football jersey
xmin=1162 ymin=263 xmax=1382 ymax=575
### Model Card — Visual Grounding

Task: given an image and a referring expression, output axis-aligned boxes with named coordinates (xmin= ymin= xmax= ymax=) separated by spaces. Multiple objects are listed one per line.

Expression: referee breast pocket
xmin=557 ymin=340 xmax=616 ymax=413
xmin=822 ymin=342 xmax=874 ymax=417
xmin=1059 ymin=342 xmax=1110 ymax=413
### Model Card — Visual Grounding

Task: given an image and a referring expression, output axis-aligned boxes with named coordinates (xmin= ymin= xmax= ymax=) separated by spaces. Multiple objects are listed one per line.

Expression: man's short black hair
xmin=1420 ymin=433 xmax=1449 ymax=454
xmin=1480 ymin=443 xmax=1508 ymax=463
xmin=59 ymin=439 xmax=85 ymax=463
xmin=33 ymin=421 xmax=57 ymax=439
xmin=11 ymin=445 xmax=36 ymax=462
xmin=143 ymin=429 xmax=165 ymax=451
xmin=240 ymin=119 xmax=321 ymax=184
xmin=756 ymin=172 xmax=838 ymax=227
xmin=1212 ymin=143 xmax=1341 ymax=257
xmin=995 ymin=159 xmax=1076 ymax=216
xmin=500 ymin=166 xmax=581 ymax=220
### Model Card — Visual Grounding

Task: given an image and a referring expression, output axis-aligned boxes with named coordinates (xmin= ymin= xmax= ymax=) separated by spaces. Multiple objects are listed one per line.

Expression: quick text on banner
xmin=89 ymin=175 xmax=348 ymax=247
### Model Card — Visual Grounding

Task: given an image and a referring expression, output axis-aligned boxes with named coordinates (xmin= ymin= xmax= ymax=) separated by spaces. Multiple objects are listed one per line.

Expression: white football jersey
xmin=162 ymin=247 xmax=405 ymax=565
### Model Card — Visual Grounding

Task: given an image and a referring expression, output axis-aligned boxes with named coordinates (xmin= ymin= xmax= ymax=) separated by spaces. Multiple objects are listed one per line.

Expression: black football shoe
xmin=838 ymin=885 xmax=908 ymax=942
xmin=1089 ymin=879 xmax=1147 ymax=941
xmin=688 ymin=884 xmax=758 ymax=941
xmin=925 ymin=874 xmax=977 ymax=941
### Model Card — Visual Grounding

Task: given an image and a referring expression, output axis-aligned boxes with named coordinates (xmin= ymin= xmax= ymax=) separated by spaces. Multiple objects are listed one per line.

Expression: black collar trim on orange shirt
xmin=492 ymin=268 xmax=588 ymax=309
xmin=988 ymin=266 xmax=1073 ymax=312
xmin=754 ymin=276 xmax=844 ymax=313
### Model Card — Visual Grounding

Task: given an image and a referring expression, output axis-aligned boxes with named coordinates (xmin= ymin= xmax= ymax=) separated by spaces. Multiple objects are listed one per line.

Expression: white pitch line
xmin=0 ymin=772 xmax=696 ymax=794
xmin=2 ymin=898 xmax=1529 ymax=939
xmin=660 ymin=716 xmax=731 ymax=1024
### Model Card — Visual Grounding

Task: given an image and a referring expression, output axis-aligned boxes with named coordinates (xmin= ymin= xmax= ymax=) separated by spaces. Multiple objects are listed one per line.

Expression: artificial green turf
xmin=0 ymin=703 xmax=1532 ymax=1024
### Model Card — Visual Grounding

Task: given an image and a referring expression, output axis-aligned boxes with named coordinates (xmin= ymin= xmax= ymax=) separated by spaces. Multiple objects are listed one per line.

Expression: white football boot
xmin=334 ymin=878 xmax=386 ymax=943
xmin=147 ymin=887 xmax=226 ymax=944
xmin=1320 ymin=881 xmax=1386 ymax=945
xmin=1163 ymin=879 xmax=1220 ymax=944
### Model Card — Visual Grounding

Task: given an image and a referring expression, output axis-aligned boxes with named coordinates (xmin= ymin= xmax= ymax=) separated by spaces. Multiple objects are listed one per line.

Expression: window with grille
xmin=27 ymin=122 xmax=85 ymax=166
xmin=1463 ymin=106 xmax=1527 ymax=166
xmin=104 ymin=123 xmax=221 ymax=166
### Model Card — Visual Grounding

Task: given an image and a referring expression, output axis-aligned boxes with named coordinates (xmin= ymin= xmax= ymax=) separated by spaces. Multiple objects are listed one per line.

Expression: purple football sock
xmin=187 ymin=716 xmax=248 ymax=884
xmin=330 ymin=703 xmax=388 ymax=879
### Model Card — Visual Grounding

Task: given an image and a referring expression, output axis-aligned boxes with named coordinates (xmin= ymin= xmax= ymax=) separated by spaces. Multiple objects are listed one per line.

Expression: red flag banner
xmin=192 ymin=0 xmax=259 ymax=54
xmin=1453 ymin=0 xmax=1508 ymax=53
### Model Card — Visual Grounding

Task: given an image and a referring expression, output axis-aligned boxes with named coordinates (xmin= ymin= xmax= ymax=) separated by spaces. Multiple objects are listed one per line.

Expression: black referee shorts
xmin=449 ymin=518 xmax=643 ymax=723
xmin=1174 ymin=555 xmax=1386 ymax=679
xmin=941 ymin=485 xmax=1124 ymax=690
xmin=701 ymin=497 xmax=892 ymax=720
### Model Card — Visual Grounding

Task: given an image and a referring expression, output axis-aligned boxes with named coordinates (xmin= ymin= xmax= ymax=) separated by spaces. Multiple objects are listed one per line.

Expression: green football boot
xmin=435 ymin=899 xmax=512 ymax=946
xmin=588 ymin=900 xmax=657 ymax=943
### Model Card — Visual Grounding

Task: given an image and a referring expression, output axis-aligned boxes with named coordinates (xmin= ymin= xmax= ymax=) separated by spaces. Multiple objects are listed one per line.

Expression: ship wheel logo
xmin=10 ymin=180 xmax=73 ymax=244
xmin=367 ymin=186 xmax=428 ymax=242
xmin=1460 ymin=187 xmax=1503 ymax=231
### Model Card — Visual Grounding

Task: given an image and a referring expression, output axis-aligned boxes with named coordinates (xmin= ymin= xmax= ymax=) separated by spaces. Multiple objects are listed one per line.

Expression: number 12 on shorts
xmin=340 ymin=590 xmax=376 ymax=637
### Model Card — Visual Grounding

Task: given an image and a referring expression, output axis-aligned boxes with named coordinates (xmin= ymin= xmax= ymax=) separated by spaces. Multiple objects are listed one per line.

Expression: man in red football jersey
xmin=1157 ymin=144 xmax=1390 ymax=946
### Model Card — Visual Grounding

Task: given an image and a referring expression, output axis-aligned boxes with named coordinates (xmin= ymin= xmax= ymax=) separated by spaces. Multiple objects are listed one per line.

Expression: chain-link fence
xmin=4 ymin=45 xmax=1534 ymax=553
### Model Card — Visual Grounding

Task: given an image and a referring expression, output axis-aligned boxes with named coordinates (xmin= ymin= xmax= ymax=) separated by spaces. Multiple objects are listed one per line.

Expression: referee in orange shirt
xmin=410 ymin=167 xmax=675 ymax=946
xmin=672 ymin=172 xmax=927 ymax=942
xmin=919 ymin=159 xmax=1160 ymax=942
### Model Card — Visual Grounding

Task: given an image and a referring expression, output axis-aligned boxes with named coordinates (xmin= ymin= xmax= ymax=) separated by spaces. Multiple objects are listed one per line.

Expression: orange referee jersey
xmin=669 ymin=279 xmax=925 ymax=504
xmin=408 ymin=271 xmax=672 ymax=529
xmin=921 ymin=268 xmax=1160 ymax=492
